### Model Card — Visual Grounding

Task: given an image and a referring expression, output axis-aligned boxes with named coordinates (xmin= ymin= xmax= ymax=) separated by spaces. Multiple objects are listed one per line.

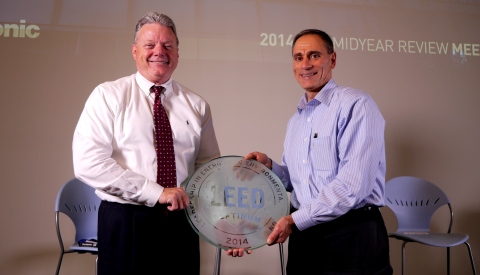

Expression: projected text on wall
xmin=259 ymin=33 xmax=479 ymax=57
xmin=0 ymin=20 xmax=40 ymax=38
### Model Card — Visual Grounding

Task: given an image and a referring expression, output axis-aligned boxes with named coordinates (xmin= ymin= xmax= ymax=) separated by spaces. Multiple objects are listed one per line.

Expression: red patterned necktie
xmin=152 ymin=85 xmax=177 ymax=188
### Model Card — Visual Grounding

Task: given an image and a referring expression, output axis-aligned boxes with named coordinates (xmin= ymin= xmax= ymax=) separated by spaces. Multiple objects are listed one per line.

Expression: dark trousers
xmin=98 ymin=201 xmax=200 ymax=275
xmin=287 ymin=205 xmax=393 ymax=275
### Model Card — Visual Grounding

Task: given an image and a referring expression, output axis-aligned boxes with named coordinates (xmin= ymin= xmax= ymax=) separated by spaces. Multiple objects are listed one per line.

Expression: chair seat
xmin=68 ymin=243 xmax=98 ymax=253
xmin=389 ymin=231 xmax=469 ymax=247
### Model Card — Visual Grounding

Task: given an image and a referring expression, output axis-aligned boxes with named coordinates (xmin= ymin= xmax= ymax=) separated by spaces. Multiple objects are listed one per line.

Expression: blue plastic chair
xmin=385 ymin=176 xmax=476 ymax=275
xmin=55 ymin=178 xmax=101 ymax=275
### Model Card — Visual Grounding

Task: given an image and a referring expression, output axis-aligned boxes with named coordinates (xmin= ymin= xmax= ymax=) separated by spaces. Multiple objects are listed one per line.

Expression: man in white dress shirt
xmin=73 ymin=12 xmax=220 ymax=274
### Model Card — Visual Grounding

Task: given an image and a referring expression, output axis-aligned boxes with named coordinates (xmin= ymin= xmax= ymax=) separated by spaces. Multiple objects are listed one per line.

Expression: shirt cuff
xmin=291 ymin=207 xmax=317 ymax=231
xmin=271 ymin=161 xmax=281 ymax=176
xmin=138 ymin=180 xmax=164 ymax=207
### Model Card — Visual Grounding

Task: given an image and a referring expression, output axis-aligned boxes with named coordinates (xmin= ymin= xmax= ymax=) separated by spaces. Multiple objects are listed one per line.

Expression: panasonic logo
xmin=0 ymin=20 xmax=40 ymax=38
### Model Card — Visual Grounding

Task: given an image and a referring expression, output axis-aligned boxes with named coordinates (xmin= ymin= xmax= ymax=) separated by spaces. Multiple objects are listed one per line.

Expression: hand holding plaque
xmin=182 ymin=156 xmax=289 ymax=251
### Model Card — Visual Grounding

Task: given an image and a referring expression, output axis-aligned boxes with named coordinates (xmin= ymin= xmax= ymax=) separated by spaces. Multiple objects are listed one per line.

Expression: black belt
xmin=101 ymin=200 xmax=171 ymax=216
xmin=352 ymin=205 xmax=378 ymax=212
xmin=290 ymin=204 xmax=380 ymax=232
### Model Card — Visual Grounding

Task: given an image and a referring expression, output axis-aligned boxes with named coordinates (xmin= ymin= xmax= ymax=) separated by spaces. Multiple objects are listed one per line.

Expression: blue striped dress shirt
xmin=272 ymin=79 xmax=386 ymax=231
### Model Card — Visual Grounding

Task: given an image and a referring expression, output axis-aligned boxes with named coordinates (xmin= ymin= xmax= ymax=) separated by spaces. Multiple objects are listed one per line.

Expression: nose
xmin=153 ymin=44 xmax=165 ymax=56
xmin=300 ymin=58 xmax=313 ymax=69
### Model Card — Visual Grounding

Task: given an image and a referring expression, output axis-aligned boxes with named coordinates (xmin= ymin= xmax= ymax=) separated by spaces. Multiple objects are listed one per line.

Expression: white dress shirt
xmin=73 ymin=72 xmax=220 ymax=206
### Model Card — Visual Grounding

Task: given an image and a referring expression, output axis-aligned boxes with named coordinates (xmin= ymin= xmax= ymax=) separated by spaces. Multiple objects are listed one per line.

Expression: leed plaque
xmin=182 ymin=156 xmax=289 ymax=250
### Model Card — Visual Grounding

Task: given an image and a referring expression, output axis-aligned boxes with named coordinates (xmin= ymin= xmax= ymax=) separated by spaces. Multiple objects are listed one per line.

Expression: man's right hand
xmin=245 ymin=151 xmax=272 ymax=169
xmin=224 ymin=247 xmax=252 ymax=257
xmin=158 ymin=187 xmax=189 ymax=211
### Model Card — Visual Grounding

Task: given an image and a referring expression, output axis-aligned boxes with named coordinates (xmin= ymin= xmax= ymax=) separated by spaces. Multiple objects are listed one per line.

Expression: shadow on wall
xmin=0 ymin=246 xmax=96 ymax=275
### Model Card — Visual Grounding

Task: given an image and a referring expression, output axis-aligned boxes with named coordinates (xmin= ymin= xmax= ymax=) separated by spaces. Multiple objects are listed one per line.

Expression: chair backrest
xmin=385 ymin=176 xmax=451 ymax=232
xmin=55 ymin=178 xmax=101 ymax=243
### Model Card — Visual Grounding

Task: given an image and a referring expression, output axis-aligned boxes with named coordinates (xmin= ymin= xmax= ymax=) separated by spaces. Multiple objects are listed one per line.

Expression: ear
xmin=131 ymin=43 xmax=137 ymax=60
xmin=330 ymin=52 xmax=337 ymax=69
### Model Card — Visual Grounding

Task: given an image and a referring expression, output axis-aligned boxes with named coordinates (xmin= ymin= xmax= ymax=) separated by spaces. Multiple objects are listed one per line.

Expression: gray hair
xmin=134 ymin=12 xmax=179 ymax=46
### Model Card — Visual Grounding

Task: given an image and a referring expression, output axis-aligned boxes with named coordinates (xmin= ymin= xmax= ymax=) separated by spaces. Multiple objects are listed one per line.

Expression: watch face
xmin=182 ymin=156 xmax=289 ymax=250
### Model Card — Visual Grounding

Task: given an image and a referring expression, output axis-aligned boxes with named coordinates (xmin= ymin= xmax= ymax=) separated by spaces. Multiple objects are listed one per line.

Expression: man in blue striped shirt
xmin=244 ymin=29 xmax=393 ymax=274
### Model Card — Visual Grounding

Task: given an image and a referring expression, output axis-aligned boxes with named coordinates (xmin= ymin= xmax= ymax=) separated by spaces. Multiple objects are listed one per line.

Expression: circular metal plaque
xmin=182 ymin=156 xmax=289 ymax=250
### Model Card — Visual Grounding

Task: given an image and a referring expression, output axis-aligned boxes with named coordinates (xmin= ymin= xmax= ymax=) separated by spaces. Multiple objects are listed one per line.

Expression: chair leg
xmin=464 ymin=242 xmax=477 ymax=275
xmin=55 ymin=212 xmax=65 ymax=275
xmin=96 ymin=255 xmax=98 ymax=275
xmin=213 ymin=247 xmax=221 ymax=275
xmin=447 ymin=247 xmax=451 ymax=275
xmin=279 ymin=243 xmax=286 ymax=275
xmin=401 ymin=241 xmax=407 ymax=275
xmin=55 ymin=253 xmax=63 ymax=275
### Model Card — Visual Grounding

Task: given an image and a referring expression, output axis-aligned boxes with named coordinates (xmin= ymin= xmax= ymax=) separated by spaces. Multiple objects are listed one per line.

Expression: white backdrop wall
xmin=1 ymin=0 xmax=479 ymax=274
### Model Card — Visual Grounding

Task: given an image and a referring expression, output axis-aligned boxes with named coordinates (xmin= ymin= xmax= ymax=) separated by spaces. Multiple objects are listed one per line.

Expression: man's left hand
xmin=267 ymin=215 xmax=295 ymax=245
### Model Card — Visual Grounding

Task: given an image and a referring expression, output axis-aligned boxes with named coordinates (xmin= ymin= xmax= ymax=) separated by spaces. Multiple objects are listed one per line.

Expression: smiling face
xmin=132 ymin=23 xmax=179 ymax=85
xmin=292 ymin=34 xmax=336 ymax=99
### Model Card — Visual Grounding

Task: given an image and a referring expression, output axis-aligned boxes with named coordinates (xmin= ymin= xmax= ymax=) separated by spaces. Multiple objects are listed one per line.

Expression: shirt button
xmin=307 ymin=118 xmax=311 ymax=122
xmin=303 ymin=159 xmax=307 ymax=163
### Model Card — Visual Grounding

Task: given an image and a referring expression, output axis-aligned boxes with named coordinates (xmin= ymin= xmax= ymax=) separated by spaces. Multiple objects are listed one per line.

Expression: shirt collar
xmin=135 ymin=72 xmax=173 ymax=96
xmin=297 ymin=78 xmax=337 ymax=112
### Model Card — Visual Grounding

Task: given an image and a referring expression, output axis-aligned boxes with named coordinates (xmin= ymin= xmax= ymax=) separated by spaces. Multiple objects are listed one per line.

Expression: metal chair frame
xmin=385 ymin=176 xmax=476 ymax=275
xmin=55 ymin=178 xmax=100 ymax=275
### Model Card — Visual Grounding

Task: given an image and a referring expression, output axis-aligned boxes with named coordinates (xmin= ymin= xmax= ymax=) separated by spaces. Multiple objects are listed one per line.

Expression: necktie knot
xmin=152 ymin=85 xmax=164 ymax=99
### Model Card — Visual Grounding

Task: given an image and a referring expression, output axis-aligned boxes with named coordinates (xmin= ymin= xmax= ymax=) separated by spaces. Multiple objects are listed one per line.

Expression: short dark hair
xmin=134 ymin=12 xmax=179 ymax=46
xmin=292 ymin=29 xmax=334 ymax=54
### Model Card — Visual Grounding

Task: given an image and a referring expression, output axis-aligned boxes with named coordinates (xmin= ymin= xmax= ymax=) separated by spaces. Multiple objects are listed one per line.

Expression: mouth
xmin=300 ymin=72 xmax=317 ymax=78
xmin=148 ymin=60 xmax=169 ymax=65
